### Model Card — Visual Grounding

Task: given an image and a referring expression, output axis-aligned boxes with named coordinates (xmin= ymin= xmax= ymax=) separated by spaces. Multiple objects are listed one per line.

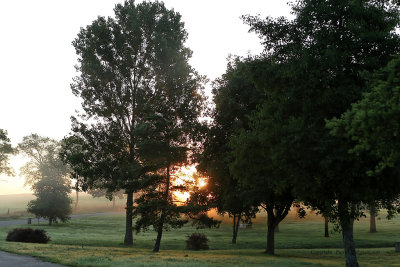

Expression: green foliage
xmin=0 ymin=129 xmax=14 ymax=176
xmin=327 ymin=56 xmax=400 ymax=220
xmin=328 ymin=56 xmax=400 ymax=175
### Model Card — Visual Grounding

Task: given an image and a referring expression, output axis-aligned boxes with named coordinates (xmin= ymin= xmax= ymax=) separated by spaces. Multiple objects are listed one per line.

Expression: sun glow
xmin=171 ymin=165 xmax=207 ymax=203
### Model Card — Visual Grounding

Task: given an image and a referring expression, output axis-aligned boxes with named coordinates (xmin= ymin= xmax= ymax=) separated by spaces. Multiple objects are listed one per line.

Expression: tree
xmin=197 ymin=56 xmax=262 ymax=244
xmin=230 ymin=118 xmax=295 ymax=254
xmin=0 ymin=129 xmax=14 ymax=176
xmin=65 ymin=0 xmax=205 ymax=248
xmin=328 ymin=55 xmax=400 ymax=232
xmin=18 ymin=134 xmax=72 ymax=225
xmin=241 ymin=0 xmax=400 ymax=265
xmin=28 ymin=174 xmax=72 ymax=225
xmin=131 ymin=39 xmax=205 ymax=251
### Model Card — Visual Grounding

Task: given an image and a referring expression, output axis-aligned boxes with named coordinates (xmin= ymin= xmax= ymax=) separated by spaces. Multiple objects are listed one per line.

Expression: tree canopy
xmin=328 ymin=56 xmax=400 ymax=175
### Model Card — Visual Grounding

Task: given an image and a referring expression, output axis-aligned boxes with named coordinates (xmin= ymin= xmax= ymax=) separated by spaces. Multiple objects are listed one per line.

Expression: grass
xmin=0 ymin=209 xmax=400 ymax=266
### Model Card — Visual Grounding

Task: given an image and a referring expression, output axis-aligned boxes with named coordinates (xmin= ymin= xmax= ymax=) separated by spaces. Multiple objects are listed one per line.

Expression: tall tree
xmin=241 ymin=0 xmax=400 ymax=265
xmin=0 ymin=129 xmax=14 ymax=176
xmin=197 ymin=56 xmax=262 ymax=244
xmin=230 ymin=116 xmax=295 ymax=254
xmin=65 ymin=0 xmax=204 ymax=248
xmin=131 ymin=28 xmax=205 ymax=251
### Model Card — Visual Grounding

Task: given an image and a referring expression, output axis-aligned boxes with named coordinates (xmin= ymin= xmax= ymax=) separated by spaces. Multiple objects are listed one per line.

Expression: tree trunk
xmin=75 ymin=189 xmax=79 ymax=210
xmin=265 ymin=199 xmax=293 ymax=255
xmin=339 ymin=201 xmax=359 ymax=267
xmin=124 ymin=191 xmax=134 ymax=246
xmin=274 ymin=223 xmax=279 ymax=232
xmin=369 ymin=203 xmax=376 ymax=233
xmin=324 ymin=216 xmax=329 ymax=237
xmin=49 ymin=217 xmax=52 ymax=226
xmin=232 ymin=215 xmax=237 ymax=244
xmin=232 ymin=214 xmax=241 ymax=244
xmin=153 ymin=218 xmax=164 ymax=252
xmin=266 ymin=213 xmax=276 ymax=255
xmin=153 ymin=165 xmax=171 ymax=252
xmin=342 ymin=218 xmax=359 ymax=267
xmin=113 ymin=197 xmax=116 ymax=209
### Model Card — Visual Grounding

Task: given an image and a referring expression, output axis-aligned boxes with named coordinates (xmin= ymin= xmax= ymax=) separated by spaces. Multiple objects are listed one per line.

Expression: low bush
xmin=6 ymin=228 xmax=50 ymax=243
xmin=185 ymin=233 xmax=209 ymax=250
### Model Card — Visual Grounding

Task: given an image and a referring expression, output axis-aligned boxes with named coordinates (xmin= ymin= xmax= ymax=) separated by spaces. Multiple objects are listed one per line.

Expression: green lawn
xmin=0 ymin=210 xmax=399 ymax=266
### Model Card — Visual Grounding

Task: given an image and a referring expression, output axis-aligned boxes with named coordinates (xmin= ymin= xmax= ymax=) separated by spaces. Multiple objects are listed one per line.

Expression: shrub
xmin=6 ymin=228 xmax=50 ymax=243
xmin=185 ymin=233 xmax=209 ymax=250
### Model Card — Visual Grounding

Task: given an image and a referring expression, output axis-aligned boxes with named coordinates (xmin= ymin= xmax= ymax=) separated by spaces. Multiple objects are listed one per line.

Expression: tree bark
xmin=153 ymin=165 xmax=171 ymax=252
xmin=274 ymin=223 xmax=279 ymax=232
xmin=324 ymin=216 xmax=329 ymax=237
xmin=232 ymin=214 xmax=241 ymax=244
xmin=49 ymin=217 xmax=52 ymax=226
xmin=266 ymin=211 xmax=276 ymax=255
xmin=369 ymin=203 xmax=376 ymax=233
xmin=339 ymin=201 xmax=359 ymax=267
xmin=265 ymin=200 xmax=292 ymax=255
xmin=124 ymin=191 xmax=134 ymax=246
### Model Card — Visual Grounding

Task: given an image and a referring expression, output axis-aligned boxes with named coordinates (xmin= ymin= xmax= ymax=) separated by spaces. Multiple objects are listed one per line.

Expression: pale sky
xmin=0 ymin=0 xmax=291 ymax=195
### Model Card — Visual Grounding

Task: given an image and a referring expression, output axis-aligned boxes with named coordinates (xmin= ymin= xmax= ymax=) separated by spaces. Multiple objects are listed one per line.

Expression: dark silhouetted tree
xmin=328 ymin=56 xmax=400 ymax=235
xmin=197 ymin=56 xmax=262 ymax=244
xmin=241 ymin=0 xmax=400 ymax=264
xmin=64 ymin=0 xmax=205 ymax=248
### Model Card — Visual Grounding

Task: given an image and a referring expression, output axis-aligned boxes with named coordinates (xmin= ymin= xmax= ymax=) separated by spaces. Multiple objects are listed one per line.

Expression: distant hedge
xmin=6 ymin=228 xmax=50 ymax=243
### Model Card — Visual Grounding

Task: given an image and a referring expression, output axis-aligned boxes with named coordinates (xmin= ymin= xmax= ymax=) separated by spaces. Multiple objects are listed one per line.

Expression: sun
xmin=171 ymin=165 xmax=207 ymax=203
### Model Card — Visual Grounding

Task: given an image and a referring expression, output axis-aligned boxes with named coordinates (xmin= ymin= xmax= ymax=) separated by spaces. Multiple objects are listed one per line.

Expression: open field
xmin=0 ymin=210 xmax=399 ymax=266
xmin=0 ymin=193 xmax=125 ymax=220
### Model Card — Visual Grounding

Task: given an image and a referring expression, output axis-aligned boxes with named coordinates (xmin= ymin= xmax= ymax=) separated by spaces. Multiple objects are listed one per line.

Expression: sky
xmin=0 ymin=0 xmax=292 ymax=195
